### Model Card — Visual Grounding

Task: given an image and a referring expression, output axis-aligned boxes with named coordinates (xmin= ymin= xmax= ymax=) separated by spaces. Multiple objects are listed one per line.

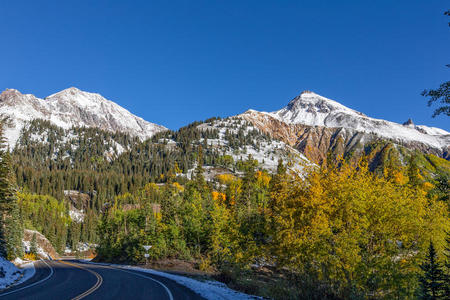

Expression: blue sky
xmin=0 ymin=0 xmax=448 ymax=130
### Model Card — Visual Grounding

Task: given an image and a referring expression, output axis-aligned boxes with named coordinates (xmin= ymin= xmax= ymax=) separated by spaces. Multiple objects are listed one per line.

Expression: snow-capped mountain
xmin=0 ymin=87 xmax=167 ymax=146
xmin=244 ymin=91 xmax=449 ymax=151
xmin=240 ymin=91 xmax=449 ymax=165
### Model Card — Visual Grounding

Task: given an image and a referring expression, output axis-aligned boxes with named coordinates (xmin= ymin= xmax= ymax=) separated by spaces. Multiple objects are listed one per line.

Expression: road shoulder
xmin=77 ymin=260 xmax=260 ymax=300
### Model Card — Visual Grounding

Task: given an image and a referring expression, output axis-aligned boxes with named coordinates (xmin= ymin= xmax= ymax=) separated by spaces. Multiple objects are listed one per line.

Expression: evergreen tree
xmin=444 ymin=232 xmax=450 ymax=299
xmin=0 ymin=120 xmax=23 ymax=259
xmin=276 ymin=158 xmax=286 ymax=175
xmin=30 ymin=233 xmax=38 ymax=256
xmin=194 ymin=146 xmax=206 ymax=190
xmin=419 ymin=241 xmax=446 ymax=299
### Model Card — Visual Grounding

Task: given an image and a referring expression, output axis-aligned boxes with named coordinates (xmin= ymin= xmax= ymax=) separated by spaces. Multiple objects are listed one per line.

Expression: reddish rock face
xmin=241 ymin=110 xmax=449 ymax=165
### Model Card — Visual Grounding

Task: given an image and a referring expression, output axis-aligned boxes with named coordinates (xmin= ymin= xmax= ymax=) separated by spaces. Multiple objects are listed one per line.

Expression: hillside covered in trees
xmin=1 ymin=115 xmax=449 ymax=299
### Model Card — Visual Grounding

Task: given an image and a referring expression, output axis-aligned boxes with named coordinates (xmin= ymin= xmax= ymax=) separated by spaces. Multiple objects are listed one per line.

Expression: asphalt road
xmin=0 ymin=260 xmax=205 ymax=300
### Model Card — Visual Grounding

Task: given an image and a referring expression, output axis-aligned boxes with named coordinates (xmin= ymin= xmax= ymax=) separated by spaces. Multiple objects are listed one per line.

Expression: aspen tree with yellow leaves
xmin=269 ymin=158 xmax=449 ymax=298
xmin=94 ymin=155 xmax=449 ymax=299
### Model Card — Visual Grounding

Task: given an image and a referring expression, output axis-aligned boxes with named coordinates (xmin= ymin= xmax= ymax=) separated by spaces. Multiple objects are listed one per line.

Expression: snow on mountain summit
xmin=0 ymin=87 xmax=167 ymax=146
xmin=245 ymin=91 xmax=449 ymax=150
xmin=270 ymin=91 xmax=368 ymax=127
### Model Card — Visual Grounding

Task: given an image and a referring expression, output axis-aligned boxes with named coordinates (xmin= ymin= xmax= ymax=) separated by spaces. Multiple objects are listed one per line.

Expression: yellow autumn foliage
xmin=255 ymin=170 xmax=271 ymax=188
xmin=172 ymin=182 xmax=184 ymax=192
xmin=212 ymin=191 xmax=226 ymax=202
xmin=269 ymin=159 xmax=449 ymax=298
xmin=216 ymin=173 xmax=235 ymax=185
xmin=144 ymin=182 xmax=159 ymax=191
xmin=24 ymin=253 xmax=37 ymax=261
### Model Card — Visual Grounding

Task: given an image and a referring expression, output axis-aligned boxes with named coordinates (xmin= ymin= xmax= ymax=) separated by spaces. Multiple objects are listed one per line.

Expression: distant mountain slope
xmin=12 ymin=116 xmax=307 ymax=203
xmin=241 ymin=91 xmax=450 ymax=163
xmin=0 ymin=87 xmax=167 ymax=146
xmin=196 ymin=116 xmax=308 ymax=172
xmin=4 ymin=87 xmax=448 ymax=180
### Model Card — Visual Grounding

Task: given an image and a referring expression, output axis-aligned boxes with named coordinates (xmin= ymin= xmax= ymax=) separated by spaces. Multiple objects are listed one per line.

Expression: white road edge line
xmin=112 ymin=267 xmax=174 ymax=300
xmin=0 ymin=259 xmax=54 ymax=297
xmin=77 ymin=262 xmax=174 ymax=300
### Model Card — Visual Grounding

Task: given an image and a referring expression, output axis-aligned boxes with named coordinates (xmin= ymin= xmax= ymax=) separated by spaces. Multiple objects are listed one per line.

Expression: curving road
xmin=0 ymin=260 xmax=205 ymax=300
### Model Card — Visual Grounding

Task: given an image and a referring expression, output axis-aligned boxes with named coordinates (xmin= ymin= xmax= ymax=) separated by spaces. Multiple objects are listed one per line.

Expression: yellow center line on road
xmin=57 ymin=260 xmax=103 ymax=300
xmin=76 ymin=261 xmax=174 ymax=300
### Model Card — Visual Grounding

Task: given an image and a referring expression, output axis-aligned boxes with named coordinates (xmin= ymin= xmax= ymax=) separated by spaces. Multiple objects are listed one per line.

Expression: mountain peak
xmin=46 ymin=87 xmax=91 ymax=100
xmin=59 ymin=86 xmax=82 ymax=94
xmin=288 ymin=91 xmax=356 ymax=112
xmin=242 ymin=92 xmax=449 ymax=151
xmin=64 ymin=86 xmax=80 ymax=92
xmin=276 ymin=91 xmax=365 ymax=127
xmin=0 ymin=88 xmax=39 ymax=106
xmin=2 ymin=88 xmax=21 ymax=94
xmin=403 ymin=118 xmax=414 ymax=126
xmin=0 ymin=88 xmax=167 ymax=146
xmin=300 ymin=90 xmax=315 ymax=95
xmin=1 ymin=88 xmax=24 ymax=98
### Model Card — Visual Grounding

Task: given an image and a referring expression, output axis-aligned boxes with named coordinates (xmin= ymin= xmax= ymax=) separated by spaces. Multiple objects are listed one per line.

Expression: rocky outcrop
xmin=23 ymin=229 xmax=59 ymax=259
xmin=64 ymin=190 xmax=92 ymax=210
xmin=239 ymin=91 xmax=449 ymax=165
xmin=241 ymin=109 xmax=449 ymax=164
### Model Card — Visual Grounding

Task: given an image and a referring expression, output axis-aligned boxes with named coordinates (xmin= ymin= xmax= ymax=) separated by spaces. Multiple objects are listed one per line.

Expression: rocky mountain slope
xmin=0 ymin=87 xmax=167 ymax=146
xmin=241 ymin=91 xmax=450 ymax=164
xmin=194 ymin=116 xmax=308 ymax=172
xmin=4 ymin=86 xmax=307 ymax=185
xmin=3 ymin=87 xmax=448 ymax=177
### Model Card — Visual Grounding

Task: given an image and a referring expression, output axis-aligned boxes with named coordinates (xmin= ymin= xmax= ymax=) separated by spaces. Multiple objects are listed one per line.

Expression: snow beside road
xmin=11 ymin=261 xmax=35 ymax=287
xmin=124 ymin=266 xmax=262 ymax=300
xmin=0 ymin=257 xmax=36 ymax=290
xmin=82 ymin=261 xmax=261 ymax=300
xmin=0 ymin=257 xmax=21 ymax=289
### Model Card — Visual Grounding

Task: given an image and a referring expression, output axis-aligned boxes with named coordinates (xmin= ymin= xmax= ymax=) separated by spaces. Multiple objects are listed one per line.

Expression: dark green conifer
xmin=30 ymin=233 xmax=38 ymax=256
xmin=419 ymin=241 xmax=446 ymax=299
xmin=0 ymin=120 xmax=23 ymax=259
xmin=443 ymin=232 xmax=450 ymax=299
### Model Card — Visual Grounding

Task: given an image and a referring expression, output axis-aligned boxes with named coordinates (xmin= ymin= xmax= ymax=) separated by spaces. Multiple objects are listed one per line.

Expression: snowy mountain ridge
xmin=245 ymin=91 xmax=449 ymax=150
xmin=0 ymin=87 xmax=167 ymax=146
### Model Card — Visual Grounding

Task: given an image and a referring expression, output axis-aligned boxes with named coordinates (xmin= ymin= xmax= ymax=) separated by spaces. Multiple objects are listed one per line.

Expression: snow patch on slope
xmin=69 ymin=208 xmax=85 ymax=222
xmin=22 ymin=241 xmax=48 ymax=259
xmin=197 ymin=116 xmax=308 ymax=172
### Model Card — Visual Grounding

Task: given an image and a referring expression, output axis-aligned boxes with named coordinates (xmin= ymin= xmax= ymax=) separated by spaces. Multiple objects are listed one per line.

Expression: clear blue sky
xmin=0 ymin=0 xmax=448 ymax=130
